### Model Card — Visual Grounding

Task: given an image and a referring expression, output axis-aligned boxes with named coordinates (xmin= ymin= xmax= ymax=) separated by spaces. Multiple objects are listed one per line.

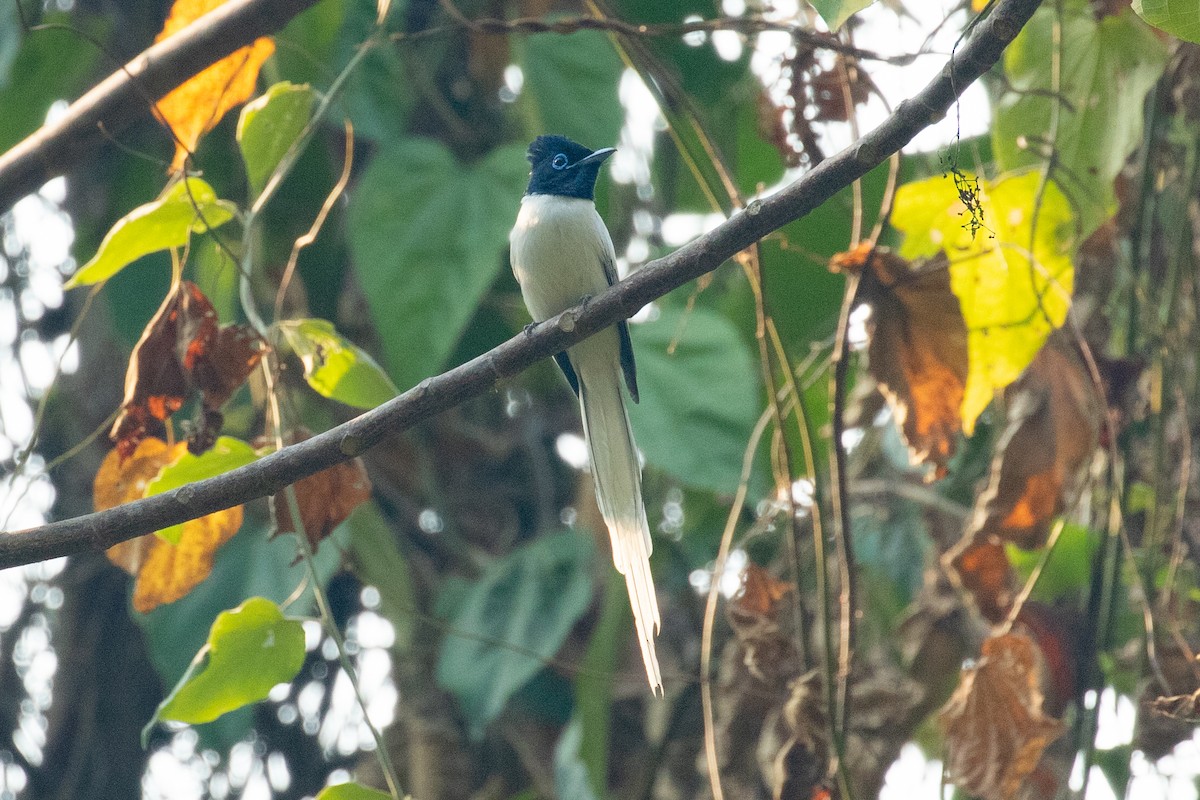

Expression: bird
xmin=509 ymin=135 xmax=662 ymax=694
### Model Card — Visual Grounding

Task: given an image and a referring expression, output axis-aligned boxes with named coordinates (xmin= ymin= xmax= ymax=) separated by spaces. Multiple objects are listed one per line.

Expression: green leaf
xmin=993 ymin=1 xmax=1168 ymax=236
xmin=278 ymin=318 xmax=398 ymax=409
xmin=135 ymin=515 xmax=346 ymax=750
xmin=554 ymin=718 xmax=601 ymax=800
xmin=332 ymin=0 xmax=410 ymax=142
xmin=517 ymin=28 xmax=623 ymax=148
xmin=67 ymin=178 xmax=238 ymax=288
xmin=147 ymin=597 xmax=305 ymax=734
xmin=1007 ymin=522 xmax=1098 ymax=602
xmin=808 ymin=0 xmax=878 ymax=31
xmin=436 ymin=530 xmax=595 ymax=736
xmin=145 ymin=437 xmax=260 ymax=544
xmin=345 ymin=501 xmax=417 ymax=652
xmin=628 ymin=306 xmax=761 ymax=494
xmin=0 ymin=13 xmax=100 ymax=156
xmin=575 ymin=570 xmax=626 ymax=798
xmin=892 ymin=171 xmax=1077 ymax=432
xmin=316 ymin=783 xmax=392 ymax=800
xmin=347 ymin=138 xmax=529 ymax=390
xmin=1133 ymin=0 xmax=1200 ymax=42
xmin=237 ymin=81 xmax=317 ymax=198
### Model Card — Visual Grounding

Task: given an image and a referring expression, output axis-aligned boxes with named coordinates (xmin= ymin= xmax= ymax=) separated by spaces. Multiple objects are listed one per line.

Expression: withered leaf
xmin=154 ymin=0 xmax=276 ymax=172
xmin=940 ymin=633 xmax=1065 ymax=800
xmin=271 ymin=431 xmax=371 ymax=551
xmin=945 ymin=538 xmax=1015 ymax=624
xmin=770 ymin=673 xmax=829 ymax=800
xmin=1151 ymin=689 xmax=1200 ymax=722
xmin=831 ymin=244 xmax=968 ymax=476
xmin=727 ymin=563 xmax=800 ymax=683
xmin=966 ymin=332 xmax=1099 ymax=550
xmin=98 ymin=438 xmax=244 ymax=612
xmin=732 ymin=563 xmax=793 ymax=620
xmin=111 ymin=281 xmax=263 ymax=459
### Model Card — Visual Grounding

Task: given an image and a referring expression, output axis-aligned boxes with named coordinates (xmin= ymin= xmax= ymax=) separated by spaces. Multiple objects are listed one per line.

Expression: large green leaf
xmin=145 ymin=437 xmax=261 ymax=544
xmin=0 ymin=13 xmax=99 ymax=155
xmin=237 ymin=81 xmax=317 ymax=198
xmin=993 ymin=0 xmax=1168 ymax=236
xmin=344 ymin=501 xmax=417 ymax=652
xmin=517 ymin=29 xmax=623 ymax=148
xmin=1133 ymin=0 xmax=1200 ymax=42
xmin=331 ymin=0 xmax=409 ymax=143
xmin=278 ymin=318 xmax=398 ymax=409
xmin=809 ymin=0 xmax=878 ymax=30
xmin=436 ymin=530 xmax=595 ymax=736
xmin=136 ymin=515 xmax=346 ymax=751
xmin=628 ymin=306 xmax=760 ymax=494
xmin=147 ymin=597 xmax=305 ymax=731
xmin=892 ymin=171 xmax=1076 ymax=432
xmin=347 ymin=138 xmax=528 ymax=390
xmin=67 ymin=178 xmax=238 ymax=288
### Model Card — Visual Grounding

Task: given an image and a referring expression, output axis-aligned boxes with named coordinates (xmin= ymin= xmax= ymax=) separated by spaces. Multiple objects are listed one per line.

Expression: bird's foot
xmin=523 ymin=321 xmax=538 ymax=336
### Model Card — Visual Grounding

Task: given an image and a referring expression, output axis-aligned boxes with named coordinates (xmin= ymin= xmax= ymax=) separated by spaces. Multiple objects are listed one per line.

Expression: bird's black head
xmin=525 ymin=135 xmax=616 ymax=200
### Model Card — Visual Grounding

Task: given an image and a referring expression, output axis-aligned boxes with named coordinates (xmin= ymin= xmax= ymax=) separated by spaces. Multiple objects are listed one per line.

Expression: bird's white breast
xmin=509 ymin=194 xmax=617 ymax=323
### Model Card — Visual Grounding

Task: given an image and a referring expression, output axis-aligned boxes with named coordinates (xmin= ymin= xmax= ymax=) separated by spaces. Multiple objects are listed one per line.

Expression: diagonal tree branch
xmin=0 ymin=0 xmax=1043 ymax=570
xmin=0 ymin=0 xmax=322 ymax=214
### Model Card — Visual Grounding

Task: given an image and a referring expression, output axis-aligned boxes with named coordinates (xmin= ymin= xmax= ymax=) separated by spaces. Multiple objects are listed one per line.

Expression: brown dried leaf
xmin=945 ymin=538 xmax=1016 ymax=624
xmin=155 ymin=0 xmax=275 ymax=172
xmin=940 ymin=633 xmax=1065 ymax=800
xmin=967 ymin=333 xmax=1100 ymax=549
xmin=110 ymin=284 xmax=205 ymax=458
xmin=832 ymin=244 xmax=968 ymax=476
xmin=732 ymin=563 xmax=793 ymax=620
xmin=1151 ymin=689 xmax=1200 ymax=722
xmin=272 ymin=431 xmax=371 ymax=551
xmin=727 ymin=564 xmax=800 ymax=683
xmin=768 ymin=673 xmax=829 ymax=800
xmin=110 ymin=281 xmax=263 ymax=459
xmin=97 ymin=438 xmax=244 ymax=612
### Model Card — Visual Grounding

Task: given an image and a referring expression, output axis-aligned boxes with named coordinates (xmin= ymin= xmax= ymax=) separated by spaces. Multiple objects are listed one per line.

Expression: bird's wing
xmin=598 ymin=239 xmax=640 ymax=404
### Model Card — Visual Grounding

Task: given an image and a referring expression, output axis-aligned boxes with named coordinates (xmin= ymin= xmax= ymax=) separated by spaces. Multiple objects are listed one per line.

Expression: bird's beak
xmin=573 ymin=147 xmax=616 ymax=167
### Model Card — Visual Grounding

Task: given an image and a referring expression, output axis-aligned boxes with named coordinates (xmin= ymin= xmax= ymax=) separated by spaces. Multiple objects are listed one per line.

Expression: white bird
xmin=508 ymin=134 xmax=662 ymax=693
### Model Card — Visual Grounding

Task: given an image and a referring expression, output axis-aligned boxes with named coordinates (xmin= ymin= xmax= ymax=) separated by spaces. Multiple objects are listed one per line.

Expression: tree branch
xmin=0 ymin=0 xmax=322 ymax=214
xmin=0 ymin=0 xmax=1043 ymax=569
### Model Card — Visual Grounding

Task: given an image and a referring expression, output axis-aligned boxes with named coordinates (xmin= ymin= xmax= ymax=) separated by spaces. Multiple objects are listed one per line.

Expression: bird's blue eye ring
xmin=551 ymin=153 xmax=569 ymax=170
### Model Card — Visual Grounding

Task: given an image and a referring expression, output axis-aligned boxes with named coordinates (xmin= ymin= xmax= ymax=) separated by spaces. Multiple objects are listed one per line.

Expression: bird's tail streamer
xmin=579 ymin=365 xmax=663 ymax=694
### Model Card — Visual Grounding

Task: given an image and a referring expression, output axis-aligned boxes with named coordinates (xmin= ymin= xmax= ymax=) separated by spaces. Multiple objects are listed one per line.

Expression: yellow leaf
xmin=154 ymin=0 xmax=275 ymax=172
xmin=96 ymin=438 xmax=244 ymax=612
xmin=892 ymin=172 xmax=1076 ymax=432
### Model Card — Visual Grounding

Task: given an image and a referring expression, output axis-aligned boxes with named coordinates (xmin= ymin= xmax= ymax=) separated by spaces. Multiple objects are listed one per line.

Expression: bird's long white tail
xmin=578 ymin=363 xmax=662 ymax=693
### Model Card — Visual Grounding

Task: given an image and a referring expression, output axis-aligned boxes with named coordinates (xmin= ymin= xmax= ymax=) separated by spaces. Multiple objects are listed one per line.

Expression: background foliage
xmin=2 ymin=0 xmax=1200 ymax=799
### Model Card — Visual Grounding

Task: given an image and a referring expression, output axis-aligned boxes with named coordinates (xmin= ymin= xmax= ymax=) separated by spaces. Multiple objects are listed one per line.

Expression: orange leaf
xmin=271 ymin=431 xmax=371 ymax=551
xmin=97 ymin=438 xmax=244 ymax=612
xmin=732 ymin=563 xmax=793 ymax=620
xmin=155 ymin=0 xmax=275 ymax=171
xmin=833 ymin=245 xmax=968 ymax=476
xmin=945 ymin=539 xmax=1015 ymax=624
xmin=968 ymin=333 xmax=1099 ymax=549
xmin=129 ymin=503 xmax=243 ymax=612
xmin=940 ymin=633 xmax=1065 ymax=800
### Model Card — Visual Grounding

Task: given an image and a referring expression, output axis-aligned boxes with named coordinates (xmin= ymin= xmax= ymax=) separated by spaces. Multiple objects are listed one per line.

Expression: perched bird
xmin=509 ymin=135 xmax=662 ymax=693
